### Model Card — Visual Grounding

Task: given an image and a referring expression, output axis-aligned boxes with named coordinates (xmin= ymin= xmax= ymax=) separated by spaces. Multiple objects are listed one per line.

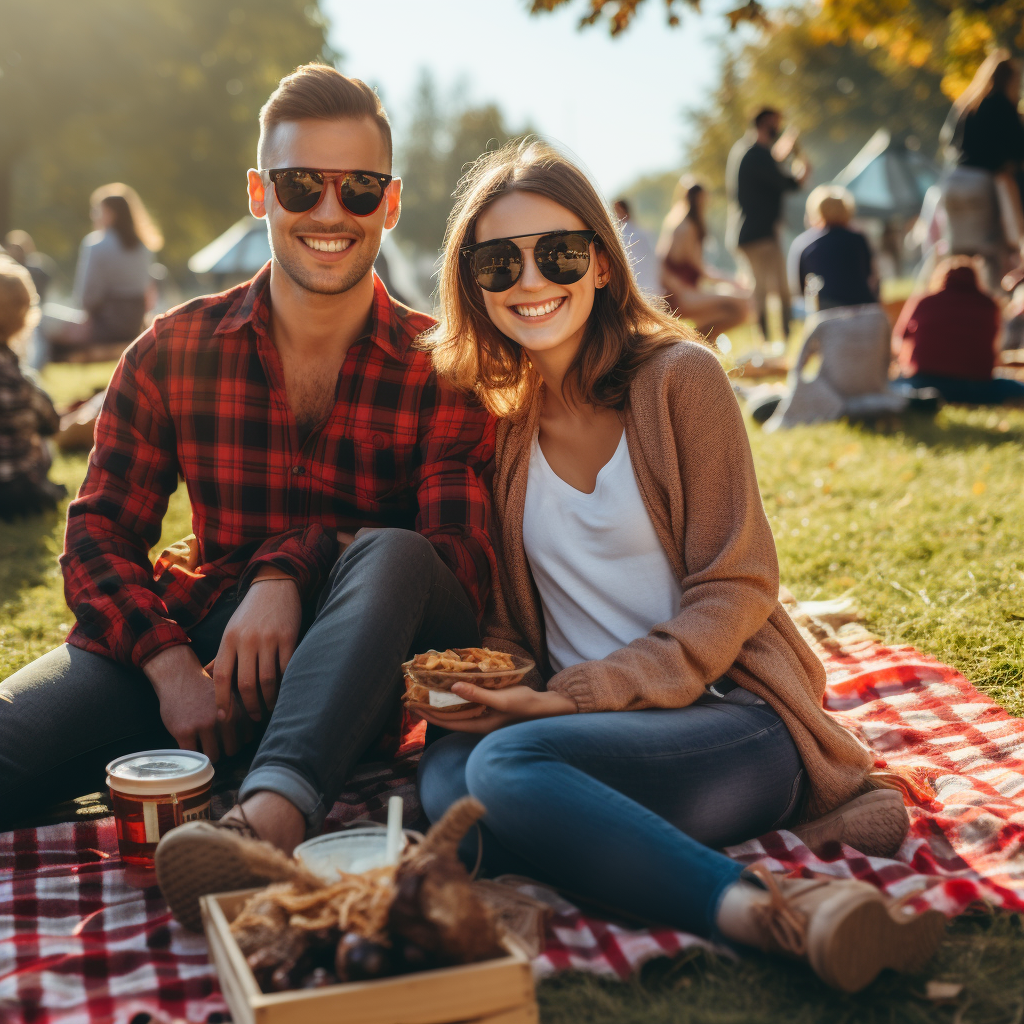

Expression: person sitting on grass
xmin=37 ymin=184 xmax=161 ymax=366
xmin=413 ymin=140 xmax=944 ymax=993
xmin=894 ymin=256 xmax=1024 ymax=405
xmin=657 ymin=177 xmax=750 ymax=343
xmin=788 ymin=185 xmax=878 ymax=312
xmin=0 ymin=256 xmax=67 ymax=520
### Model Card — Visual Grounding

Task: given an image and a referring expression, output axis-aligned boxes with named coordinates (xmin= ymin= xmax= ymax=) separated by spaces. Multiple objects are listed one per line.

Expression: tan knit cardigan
xmin=483 ymin=340 xmax=875 ymax=819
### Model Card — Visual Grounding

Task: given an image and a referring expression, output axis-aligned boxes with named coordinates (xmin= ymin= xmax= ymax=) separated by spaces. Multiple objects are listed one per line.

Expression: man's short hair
xmin=753 ymin=107 xmax=780 ymax=128
xmin=258 ymin=64 xmax=392 ymax=169
xmin=614 ymin=198 xmax=631 ymax=218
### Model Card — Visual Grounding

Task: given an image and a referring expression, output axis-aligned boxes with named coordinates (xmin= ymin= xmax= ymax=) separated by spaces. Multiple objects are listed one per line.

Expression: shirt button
xmin=371 ymin=433 xmax=387 ymax=450
xmin=291 ymin=465 xmax=305 ymax=476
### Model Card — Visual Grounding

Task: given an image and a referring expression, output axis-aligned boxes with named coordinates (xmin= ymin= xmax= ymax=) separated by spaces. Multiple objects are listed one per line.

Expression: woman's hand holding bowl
xmin=412 ymin=682 xmax=577 ymax=734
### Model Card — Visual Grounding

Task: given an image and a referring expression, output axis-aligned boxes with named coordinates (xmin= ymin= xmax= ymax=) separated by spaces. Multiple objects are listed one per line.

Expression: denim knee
xmin=418 ymin=732 xmax=477 ymax=824
xmin=464 ymin=727 xmax=541 ymax=818
xmin=325 ymin=528 xmax=436 ymax=592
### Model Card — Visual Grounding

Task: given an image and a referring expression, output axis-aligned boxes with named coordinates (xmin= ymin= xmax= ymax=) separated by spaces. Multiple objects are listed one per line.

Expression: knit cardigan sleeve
xmin=546 ymin=344 xmax=780 ymax=712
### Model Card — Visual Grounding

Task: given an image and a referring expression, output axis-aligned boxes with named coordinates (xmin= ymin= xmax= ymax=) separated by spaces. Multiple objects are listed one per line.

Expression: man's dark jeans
xmin=0 ymin=529 xmax=479 ymax=830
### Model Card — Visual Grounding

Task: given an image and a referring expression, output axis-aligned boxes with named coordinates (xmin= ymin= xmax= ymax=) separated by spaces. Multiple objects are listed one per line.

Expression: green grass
xmin=3 ymin=354 xmax=1024 ymax=1021
xmin=0 ymin=361 xmax=192 ymax=679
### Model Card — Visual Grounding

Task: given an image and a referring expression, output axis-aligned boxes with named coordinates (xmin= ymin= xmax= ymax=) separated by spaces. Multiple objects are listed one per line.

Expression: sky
xmin=321 ymin=0 xmax=735 ymax=197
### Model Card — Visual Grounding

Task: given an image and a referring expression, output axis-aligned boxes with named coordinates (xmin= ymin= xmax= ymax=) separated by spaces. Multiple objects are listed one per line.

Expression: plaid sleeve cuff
xmin=236 ymin=525 xmax=338 ymax=602
xmin=66 ymin=617 xmax=191 ymax=670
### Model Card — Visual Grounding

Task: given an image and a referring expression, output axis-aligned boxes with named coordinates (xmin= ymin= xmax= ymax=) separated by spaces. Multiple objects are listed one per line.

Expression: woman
xmin=417 ymin=141 xmax=944 ymax=992
xmin=894 ymin=256 xmax=1024 ymax=405
xmin=41 ymin=183 xmax=161 ymax=360
xmin=657 ymin=177 xmax=750 ymax=342
xmin=940 ymin=50 xmax=1024 ymax=290
xmin=788 ymin=185 xmax=877 ymax=311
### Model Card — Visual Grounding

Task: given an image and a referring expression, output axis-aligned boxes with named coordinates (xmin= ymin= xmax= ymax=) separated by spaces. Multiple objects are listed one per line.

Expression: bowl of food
xmin=401 ymin=647 xmax=535 ymax=719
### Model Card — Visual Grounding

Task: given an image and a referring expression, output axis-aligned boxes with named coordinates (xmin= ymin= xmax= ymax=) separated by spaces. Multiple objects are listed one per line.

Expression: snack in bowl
xmin=401 ymin=647 xmax=535 ymax=718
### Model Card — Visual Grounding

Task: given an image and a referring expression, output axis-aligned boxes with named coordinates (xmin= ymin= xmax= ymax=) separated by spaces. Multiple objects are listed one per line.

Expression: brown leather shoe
xmin=790 ymin=789 xmax=910 ymax=858
xmin=719 ymin=863 xmax=945 ymax=992
xmin=155 ymin=815 xmax=295 ymax=933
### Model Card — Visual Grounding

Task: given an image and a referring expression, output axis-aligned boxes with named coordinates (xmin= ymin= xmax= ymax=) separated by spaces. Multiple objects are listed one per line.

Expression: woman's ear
xmin=594 ymin=248 xmax=612 ymax=288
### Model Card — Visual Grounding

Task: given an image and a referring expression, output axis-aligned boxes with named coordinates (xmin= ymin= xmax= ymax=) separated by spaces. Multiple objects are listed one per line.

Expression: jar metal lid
xmin=106 ymin=749 xmax=214 ymax=796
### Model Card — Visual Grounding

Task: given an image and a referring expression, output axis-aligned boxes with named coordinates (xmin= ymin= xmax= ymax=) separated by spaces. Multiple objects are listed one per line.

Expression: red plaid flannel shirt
xmin=60 ymin=265 xmax=496 ymax=668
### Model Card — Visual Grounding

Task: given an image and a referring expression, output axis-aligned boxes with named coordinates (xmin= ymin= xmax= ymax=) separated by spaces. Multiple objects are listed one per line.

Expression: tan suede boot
xmin=155 ymin=817 xmax=298 ymax=932
xmin=790 ymin=789 xmax=910 ymax=858
xmin=717 ymin=863 xmax=946 ymax=992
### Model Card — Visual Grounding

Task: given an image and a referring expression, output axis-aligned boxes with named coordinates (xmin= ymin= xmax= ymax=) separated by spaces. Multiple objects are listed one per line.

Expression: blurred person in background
xmin=4 ymin=230 xmax=57 ymax=303
xmin=726 ymin=108 xmax=810 ymax=345
xmin=0 ymin=256 xmax=66 ymax=520
xmin=657 ymin=178 xmax=750 ymax=343
xmin=613 ymin=198 xmax=661 ymax=296
xmin=893 ymin=256 xmax=1024 ymax=405
xmin=940 ymin=50 xmax=1024 ymax=291
xmin=37 ymin=183 xmax=161 ymax=364
xmin=787 ymin=186 xmax=878 ymax=312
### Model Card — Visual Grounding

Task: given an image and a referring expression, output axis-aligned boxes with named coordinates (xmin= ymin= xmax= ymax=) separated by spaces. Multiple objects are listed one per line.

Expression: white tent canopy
xmin=834 ymin=129 xmax=940 ymax=221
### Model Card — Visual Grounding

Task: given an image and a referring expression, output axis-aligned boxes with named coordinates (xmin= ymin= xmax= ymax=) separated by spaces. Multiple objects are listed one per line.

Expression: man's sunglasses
xmin=461 ymin=230 xmax=599 ymax=292
xmin=264 ymin=168 xmax=393 ymax=216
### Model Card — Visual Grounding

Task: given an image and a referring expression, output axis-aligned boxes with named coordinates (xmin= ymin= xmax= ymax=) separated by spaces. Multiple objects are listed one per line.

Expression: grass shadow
xmin=0 ymin=505 xmax=66 ymax=599
xmin=894 ymin=409 xmax=1024 ymax=453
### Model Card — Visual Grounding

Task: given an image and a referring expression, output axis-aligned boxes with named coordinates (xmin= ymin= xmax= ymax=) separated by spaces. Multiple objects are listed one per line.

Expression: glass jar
xmin=106 ymin=750 xmax=214 ymax=866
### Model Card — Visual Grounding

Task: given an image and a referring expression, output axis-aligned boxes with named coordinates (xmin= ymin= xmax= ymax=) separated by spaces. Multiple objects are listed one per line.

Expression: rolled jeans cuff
xmin=238 ymin=765 xmax=326 ymax=833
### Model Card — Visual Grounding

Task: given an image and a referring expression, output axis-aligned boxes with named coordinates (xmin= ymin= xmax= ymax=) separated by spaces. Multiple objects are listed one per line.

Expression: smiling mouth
xmin=511 ymin=297 xmax=565 ymax=318
xmin=301 ymin=237 xmax=353 ymax=253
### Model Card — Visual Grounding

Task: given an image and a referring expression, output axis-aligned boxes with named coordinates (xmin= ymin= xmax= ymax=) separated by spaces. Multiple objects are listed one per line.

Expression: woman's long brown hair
xmin=90 ymin=183 xmax=164 ymax=252
xmin=425 ymin=139 xmax=698 ymax=418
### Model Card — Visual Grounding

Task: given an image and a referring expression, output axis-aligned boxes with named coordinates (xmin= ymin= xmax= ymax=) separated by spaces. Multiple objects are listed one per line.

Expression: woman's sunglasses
xmin=461 ymin=230 xmax=599 ymax=292
xmin=264 ymin=168 xmax=393 ymax=216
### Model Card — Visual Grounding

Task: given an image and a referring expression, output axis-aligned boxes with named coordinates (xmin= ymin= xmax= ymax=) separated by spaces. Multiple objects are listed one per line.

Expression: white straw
xmin=385 ymin=795 xmax=404 ymax=865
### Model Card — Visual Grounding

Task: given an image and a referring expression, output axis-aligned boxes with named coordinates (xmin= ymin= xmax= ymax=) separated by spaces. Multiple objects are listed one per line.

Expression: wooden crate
xmin=200 ymin=889 xmax=538 ymax=1024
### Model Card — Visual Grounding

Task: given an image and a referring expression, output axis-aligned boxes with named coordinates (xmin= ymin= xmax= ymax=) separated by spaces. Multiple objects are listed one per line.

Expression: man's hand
xmin=212 ymin=572 xmax=302 ymax=723
xmin=412 ymin=683 xmax=576 ymax=734
xmin=145 ymin=644 xmax=247 ymax=761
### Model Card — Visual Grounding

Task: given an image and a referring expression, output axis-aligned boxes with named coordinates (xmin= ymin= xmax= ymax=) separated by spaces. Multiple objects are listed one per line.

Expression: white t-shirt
xmin=522 ymin=430 xmax=683 ymax=673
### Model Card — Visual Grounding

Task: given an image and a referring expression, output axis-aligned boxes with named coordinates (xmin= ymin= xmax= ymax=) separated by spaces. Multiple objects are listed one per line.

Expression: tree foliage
xmin=815 ymin=0 xmax=1024 ymax=99
xmin=529 ymin=0 xmax=1021 ymax=91
xmin=394 ymin=73 xmax=531 ymax=258
xmin=526 ymin=0 xmax=767 ymax=34
xmin=0 ymin=1 xmax=334 ymax=270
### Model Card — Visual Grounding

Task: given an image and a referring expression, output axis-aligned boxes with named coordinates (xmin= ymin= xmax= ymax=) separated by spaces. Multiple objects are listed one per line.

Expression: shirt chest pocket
xmin=326 ymin=435 xmax=416 ymax=506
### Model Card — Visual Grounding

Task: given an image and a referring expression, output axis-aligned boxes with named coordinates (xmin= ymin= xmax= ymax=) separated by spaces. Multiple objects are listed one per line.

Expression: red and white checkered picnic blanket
xmin=5 ymin=619 xmax=1024 ymax=1021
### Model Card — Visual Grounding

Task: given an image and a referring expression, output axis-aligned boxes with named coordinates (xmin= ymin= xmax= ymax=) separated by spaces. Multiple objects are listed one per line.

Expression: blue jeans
xmin=0 ymin=530 xmax=479 ymax=831
xmin=418 ymin=686 xmax=805 ymax=937
xmin=897 ymin=373 xmax=1024 ymax=405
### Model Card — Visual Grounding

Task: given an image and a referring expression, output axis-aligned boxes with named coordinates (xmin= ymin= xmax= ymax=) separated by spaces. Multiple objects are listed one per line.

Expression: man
xmin=0 ymin=65 xmax=495 ymax=924
xmin=726 ymin=108 xmax=810 ymax=343
xmin=613 ymin=198 xmax=661 ymax=296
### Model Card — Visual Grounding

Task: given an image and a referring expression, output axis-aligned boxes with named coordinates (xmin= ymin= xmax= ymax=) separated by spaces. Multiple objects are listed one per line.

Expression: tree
xmin=814 ymin=0 xmax=1024 ymax=98
xmin=617 ymin=8 xmax=950 ymax=252
xmin=528 ymin=0 xmax=1022 ymax=92
xmin=687 ymin=12 xmax=950 ymax=194
xmin=0 ymin=1 xmax=334 ymax=270
xmin=394 ymin=73 xmax=531 ymax=259
xmin=526 ymin=0 xmax=768 ymax=34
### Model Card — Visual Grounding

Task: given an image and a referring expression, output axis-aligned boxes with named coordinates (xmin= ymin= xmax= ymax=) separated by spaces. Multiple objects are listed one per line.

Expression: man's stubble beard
xmin=271 ymin=232 xmax=380 ymax=296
